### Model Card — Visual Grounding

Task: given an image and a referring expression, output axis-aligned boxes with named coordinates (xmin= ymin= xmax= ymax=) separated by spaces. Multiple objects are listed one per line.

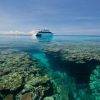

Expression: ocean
xmin=0 ymin=35 xmax=100 ymax=47
xmin=0 ymin=34 xmax=100 ymax=100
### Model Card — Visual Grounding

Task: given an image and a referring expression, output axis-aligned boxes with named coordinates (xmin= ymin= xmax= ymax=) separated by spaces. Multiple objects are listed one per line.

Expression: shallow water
xmin=1 ymin=34 xmax=99 ymax=66
xmin=0 ymin=34 xmax=100 ymax=100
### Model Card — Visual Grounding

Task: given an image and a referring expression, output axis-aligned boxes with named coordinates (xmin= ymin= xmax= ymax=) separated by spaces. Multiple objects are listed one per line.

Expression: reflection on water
xmin=36 ymin=35 xmax=53 ymax=42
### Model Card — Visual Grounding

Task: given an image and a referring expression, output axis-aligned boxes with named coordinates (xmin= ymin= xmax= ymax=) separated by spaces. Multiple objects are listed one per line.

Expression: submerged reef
xmin=90 ymin=65 xmax=100 ymax=100
xmin=44 ymin=44 xmax=100 ymax=82
xmin=0 ymin=42 xmax=100 ymax=100
xmin=0 ymin=49 xmax=55 ymax=100
xmin=43 ymin=43 xmax=100 ymax=100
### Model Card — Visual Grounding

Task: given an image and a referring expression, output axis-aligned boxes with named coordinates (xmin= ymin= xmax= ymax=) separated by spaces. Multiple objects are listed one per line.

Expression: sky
xmin=0 ymin=0 xmax=100 ymax=35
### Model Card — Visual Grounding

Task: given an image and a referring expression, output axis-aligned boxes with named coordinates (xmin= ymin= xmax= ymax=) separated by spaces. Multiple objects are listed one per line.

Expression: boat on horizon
xmin=36 ymin=29 xmax=53 ymax=37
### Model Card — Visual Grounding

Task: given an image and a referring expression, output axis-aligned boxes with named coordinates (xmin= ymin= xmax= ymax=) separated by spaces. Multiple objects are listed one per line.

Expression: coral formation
xmin=43 ymin=43 xmax=100 ymax=100
xmin=0 ymin=72 xmax=22 ymax=91
xmin=44 ymin=43 xmax=100 ymax=64
xmin=0 ymin=42 xmax=100 ymax=100
xmin=0 ymin=49 xmax=55 ymax=100
xmin=44 ymin=44 xmax=100 ymax=83
xmin=90 ymin=65 xmax=100 ymax=100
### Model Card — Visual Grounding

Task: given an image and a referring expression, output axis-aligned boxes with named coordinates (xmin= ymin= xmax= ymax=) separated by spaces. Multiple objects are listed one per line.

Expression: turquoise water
xmin=0 ymin=35 xmax=100 ymax=47
xmin=0 ymin=34 xmax=99 ymax=66
xmin=0 ymin=34 xmax=100 ymax=65
xmin=53 ymin=35 xmax=100 ymax=43
xmin=0 ymin=34 xmax=100 ymax=99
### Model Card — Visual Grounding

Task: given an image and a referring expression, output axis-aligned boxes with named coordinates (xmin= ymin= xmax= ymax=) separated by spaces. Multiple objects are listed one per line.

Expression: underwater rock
xmin=90 ymin=65 xmax=100 ymax=100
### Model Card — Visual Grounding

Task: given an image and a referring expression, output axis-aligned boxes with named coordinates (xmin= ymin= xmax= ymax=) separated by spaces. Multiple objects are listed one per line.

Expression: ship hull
xmin=36 ymin=32 xmax=53 ymax=37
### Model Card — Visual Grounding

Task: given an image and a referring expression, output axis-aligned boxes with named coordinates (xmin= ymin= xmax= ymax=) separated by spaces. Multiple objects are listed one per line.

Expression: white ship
xmin=36 ymin=29 xmax=53 ymax=37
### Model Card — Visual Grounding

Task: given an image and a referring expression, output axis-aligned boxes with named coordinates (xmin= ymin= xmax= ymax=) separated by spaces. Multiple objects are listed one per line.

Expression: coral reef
xmin=44 ymin=44 xmax=100 ymax=83
xmin=0 ymin=72 xmax=23 ymax=91
xmin=44 ymin=43 xmax=100 ymax=64
xmin=0 ymin=49 xmax=55 ymax=100
xmin=90 ymin=65 xmax=100 ymax=100
xmin=43 ymin=43 xmax=100 ymax=100
xmin=0 ymin=42 xmax=100 ymax=100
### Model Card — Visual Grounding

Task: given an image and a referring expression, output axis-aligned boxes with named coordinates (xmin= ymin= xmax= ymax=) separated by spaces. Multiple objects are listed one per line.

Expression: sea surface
xmin=0 ymin=35 xmax=100 ymax=65
xmin=0 ymin=34 xmax=100 ymax=99
xmin=0 ymin=34 xmax=100 ymax=67
xmin=0 ymin=35 xmax=100 ymax=47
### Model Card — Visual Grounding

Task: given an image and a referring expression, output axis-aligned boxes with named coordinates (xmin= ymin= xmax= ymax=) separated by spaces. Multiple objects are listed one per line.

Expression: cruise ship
xmin=36 ymin=29 xmax=53 ymax=37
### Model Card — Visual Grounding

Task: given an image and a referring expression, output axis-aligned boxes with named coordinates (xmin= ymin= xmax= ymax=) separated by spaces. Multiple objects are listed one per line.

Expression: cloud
xmin=29 ymin=29 xmax=36 ymax=35
xmin=0 ymin=30 xmax=25 ymax=34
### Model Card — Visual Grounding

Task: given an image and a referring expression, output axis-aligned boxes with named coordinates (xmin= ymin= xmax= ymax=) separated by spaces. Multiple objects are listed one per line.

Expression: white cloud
xmin=0 ymin=30 xmax=25 ymax=34
xmin=29 ymin=28 xmax=42 ymax=35
xmin=29 ymin=30 xmax=36 ymax=35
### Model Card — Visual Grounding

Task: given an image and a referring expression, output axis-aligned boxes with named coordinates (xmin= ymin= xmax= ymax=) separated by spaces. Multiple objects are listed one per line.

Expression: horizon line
xmin=0 ymin=33 xmax=100 ymax=36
